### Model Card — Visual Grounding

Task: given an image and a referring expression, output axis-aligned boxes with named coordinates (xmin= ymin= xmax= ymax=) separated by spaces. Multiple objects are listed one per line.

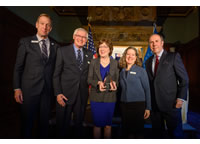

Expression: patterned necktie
xmin=41 ymin=40 xmax=48 ymax=63
xmin=77 ymin=49 xmax=83 ymax=70
xmin=154 ymin=55 xmax=159 ymax=76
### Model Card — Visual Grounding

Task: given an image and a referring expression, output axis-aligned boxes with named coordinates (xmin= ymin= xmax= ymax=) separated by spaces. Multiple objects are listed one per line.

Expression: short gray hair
xmin=73 ymin=28 xmax=88 ymax=39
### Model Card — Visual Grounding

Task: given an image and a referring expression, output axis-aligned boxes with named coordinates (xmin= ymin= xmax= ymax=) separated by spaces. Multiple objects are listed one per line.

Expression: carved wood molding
xmin=83 ymin=25 xmax=161 ymax=46
xmin=83 ymin=25 xmax=161 ymax=60
xmin=88 ymin=6 xmax=156 ymax=22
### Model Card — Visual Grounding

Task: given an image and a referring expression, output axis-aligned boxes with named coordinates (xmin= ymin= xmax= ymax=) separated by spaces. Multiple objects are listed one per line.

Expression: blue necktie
xmin=77 ymin=49 xmax=82 ymax=70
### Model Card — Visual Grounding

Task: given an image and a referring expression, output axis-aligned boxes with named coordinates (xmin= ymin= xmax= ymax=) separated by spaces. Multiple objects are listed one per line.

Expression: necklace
xmin=100 ymin=57 xmax=110 ymax=67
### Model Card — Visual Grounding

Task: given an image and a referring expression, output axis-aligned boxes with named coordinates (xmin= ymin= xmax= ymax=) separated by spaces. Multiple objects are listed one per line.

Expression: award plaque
xmin=104 ymin=72 xmax=112 ymax=91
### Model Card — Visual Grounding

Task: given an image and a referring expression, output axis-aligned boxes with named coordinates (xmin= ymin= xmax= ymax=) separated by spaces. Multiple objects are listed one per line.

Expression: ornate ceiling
xmin=53 ymin=6 xmax=195 ymax=17
xmin=52 ymin=6 xmax=196 ymax=26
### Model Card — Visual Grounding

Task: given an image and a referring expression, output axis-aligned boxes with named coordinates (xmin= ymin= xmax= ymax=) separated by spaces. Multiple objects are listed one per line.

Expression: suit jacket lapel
xmin=94 ymin=58 xmax=115 ymax=81
xmin=82 ymin=48 xmax=90 ymax=70
xmin=94 ymin=58 xmax=102 ymax=81
xmin=109 ymin=59 xmax=115 ymax=77
xmin=121 ymin=68 xmax=127 ymax=83
xmin=69 ymin=44 xmax=80 ymax=70
xmin=47 ymin=39 xmax=56 ymax=64
xmin=30 ymin=35 xmax=49 ymax=66
xmin=156 ymin=50 xmax=167 ymax=76
xmin=30 ymin=35 xmax=42 ymax=57
xmin=147 ymin=56 xmax=154 ymax=79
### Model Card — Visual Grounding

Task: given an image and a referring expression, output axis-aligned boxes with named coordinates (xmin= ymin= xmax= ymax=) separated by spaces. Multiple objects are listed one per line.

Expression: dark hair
xmin=149 ymin=33 xmax=164 ymax=42
xmin=96 ymin=39 xmax=113 ymax=57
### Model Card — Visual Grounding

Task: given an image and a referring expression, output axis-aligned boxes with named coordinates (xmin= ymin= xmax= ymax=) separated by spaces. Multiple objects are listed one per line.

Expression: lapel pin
xmin=87 ymin=61 xmax=90 ymax=64
xmin=31 ymin=40 xmax=39 ymax=43
xmin=51 ymin=43 xmax=54 ymax=45
xmin=85 ymin=55 xmax=88 ymax=57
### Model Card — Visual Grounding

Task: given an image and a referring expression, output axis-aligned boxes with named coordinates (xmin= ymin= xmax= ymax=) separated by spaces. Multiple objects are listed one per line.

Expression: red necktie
xmin=154 ymin=55 xmax=159 ymax=76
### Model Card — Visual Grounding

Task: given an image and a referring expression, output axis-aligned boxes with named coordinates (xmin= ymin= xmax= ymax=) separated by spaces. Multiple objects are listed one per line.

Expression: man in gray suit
xmin=145 ymin=34 xmax=189 ymax=138
xmin=53 ymin=28 xmax=93 ymax=138
xmin=13 ymin=13 xmax=59 ymax=138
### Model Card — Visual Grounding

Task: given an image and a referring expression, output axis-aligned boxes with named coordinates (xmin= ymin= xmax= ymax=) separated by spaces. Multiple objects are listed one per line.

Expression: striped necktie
xmin=77 ymin=49 xmax=83 ymax=70
xmin=41 ymin=40 xmax=48 ymax=63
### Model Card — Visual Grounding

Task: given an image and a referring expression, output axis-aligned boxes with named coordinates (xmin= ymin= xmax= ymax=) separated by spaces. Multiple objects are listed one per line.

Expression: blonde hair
xmin=119 ymin=46 xmax=142 ymax=68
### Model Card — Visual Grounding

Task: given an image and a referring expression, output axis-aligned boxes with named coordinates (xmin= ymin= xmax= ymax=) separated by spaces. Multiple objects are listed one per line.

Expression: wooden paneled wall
xmin=0 ymin=7 xmax=38 ymax=138
xmin=164 ymin=38 xmax=200 ymax=113
xmin=0 ymin=7 xmax=36 ymax=114
xmin=179 ymin=37 xmax=200 ymax=113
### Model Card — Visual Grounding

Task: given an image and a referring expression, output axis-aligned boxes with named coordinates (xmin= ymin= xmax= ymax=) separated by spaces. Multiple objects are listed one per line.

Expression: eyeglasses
xmin=75 ymin=34 xmax=87 ymax=40
xmin=99 ymin=45 xmax=109 ymax=48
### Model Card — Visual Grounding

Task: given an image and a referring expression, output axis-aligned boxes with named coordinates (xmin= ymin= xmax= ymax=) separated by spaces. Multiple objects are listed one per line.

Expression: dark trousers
xmin=120 ymin=102 xmax=145 ymax=138
xmin=21 ymin=88 xmax=51 ymax=138
xmin=56 ymin=91 xmax=85 ymax=138
xmin=151 ymin=108 xmax=183 ymax=138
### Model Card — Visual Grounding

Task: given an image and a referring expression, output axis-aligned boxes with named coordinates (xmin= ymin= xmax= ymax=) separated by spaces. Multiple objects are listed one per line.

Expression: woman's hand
xmin=110 ymin=81 xmax=117 ymax=91
xmin=98 ymin=81 xmax=106 ymax=92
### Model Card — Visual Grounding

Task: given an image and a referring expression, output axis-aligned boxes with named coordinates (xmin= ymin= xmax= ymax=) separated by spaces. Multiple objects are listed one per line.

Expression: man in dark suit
xmin=13 ymin=13 xmax=59 ymax=138
xmin=53 ymin=28 xmax=93 ymax=138
xmin=145 ymin=34 xmax=189 ymax=138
